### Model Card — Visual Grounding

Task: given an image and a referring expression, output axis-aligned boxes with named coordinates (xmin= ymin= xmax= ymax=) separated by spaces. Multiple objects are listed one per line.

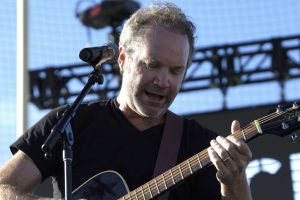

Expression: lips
xmin=145 ymin=91 xmax=164 ymax=102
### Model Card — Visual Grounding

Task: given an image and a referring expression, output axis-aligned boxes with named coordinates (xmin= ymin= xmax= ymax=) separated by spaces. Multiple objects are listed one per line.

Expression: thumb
xmin=231 ymin=120 xmax=240 ymax=135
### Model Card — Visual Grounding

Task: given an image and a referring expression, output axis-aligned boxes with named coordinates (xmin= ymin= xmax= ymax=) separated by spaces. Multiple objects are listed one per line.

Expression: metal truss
xmin=30 ymin=34 xmax=300 ymax=109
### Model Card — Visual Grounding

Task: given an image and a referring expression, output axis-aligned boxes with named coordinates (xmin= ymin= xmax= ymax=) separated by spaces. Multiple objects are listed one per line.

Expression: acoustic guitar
xmin=72 ymin=102 xmax=300 ymax=200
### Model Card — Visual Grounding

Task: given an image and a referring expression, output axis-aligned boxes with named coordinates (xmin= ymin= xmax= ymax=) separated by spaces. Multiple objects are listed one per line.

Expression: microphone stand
xmin=41 ymin=67 xmax=104 ymax=200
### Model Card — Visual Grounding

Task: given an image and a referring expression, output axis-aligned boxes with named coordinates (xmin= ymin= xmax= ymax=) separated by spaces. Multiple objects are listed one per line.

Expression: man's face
xmin=119 ymin=25 xmax=189 ymax=118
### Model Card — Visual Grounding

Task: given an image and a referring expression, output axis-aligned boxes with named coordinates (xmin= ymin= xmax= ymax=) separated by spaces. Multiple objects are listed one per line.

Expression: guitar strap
xmin=153 ymin=111 xmax=184 ymax=200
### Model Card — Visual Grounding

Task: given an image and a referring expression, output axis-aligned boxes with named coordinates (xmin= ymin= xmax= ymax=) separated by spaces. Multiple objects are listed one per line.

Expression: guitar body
xmin=72 ymin=170 xmax=129 ymax=200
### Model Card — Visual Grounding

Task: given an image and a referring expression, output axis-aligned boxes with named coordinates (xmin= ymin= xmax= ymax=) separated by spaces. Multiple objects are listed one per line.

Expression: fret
xmin=154 ymin=178 xmax=160 ymax=194
xmin=131 ymin=189 xmax=137 ymax=200
xmin=148 ymin=180 xmax=158 ymax=196
xmin=178 ymin=165 xmax=184 ymax=179
xmin=170 ymin=167 xmax=179 ymax=182
xmin=157 ymin=176 xmax=166 ymax=192
xmin=187 ymin=160 xmax=193 ymax=174
xmin=241 ymin=129 xmax=247 ymax=140
xmin=197 ymin=153 xmax=203 ymax=168
xmin=161 ymin=174 xmax=167 ymax=189
xmin=169 ymin=169 xmax=175 ymax=184
xmin=189 ymin=156 xmax=198 ymax=172
xmin=141 ymin=184 xmax=151 ymax=199
xmin=135 ymin=187 xmax=145 ymax=200
xmin=164 ymin=170 xmax=174 ymax=187
xmin=146 ymin=182 xmax=153 ymax=198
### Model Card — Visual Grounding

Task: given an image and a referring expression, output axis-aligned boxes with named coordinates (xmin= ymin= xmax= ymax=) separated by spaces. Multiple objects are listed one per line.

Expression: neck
xmin=116 ymin=96 xmax=166 ymax=132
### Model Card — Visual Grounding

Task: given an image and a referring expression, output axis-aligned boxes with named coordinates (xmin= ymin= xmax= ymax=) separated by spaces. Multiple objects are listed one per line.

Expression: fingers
xmin=231 ymin=120 xmax=240 ymax=134
xmin=210 ymin=137 xmax=232 ymax=162
xmin=229 ymin=120 xmax=251 ymax=159
xmin=208 ymin=120 xmax=253 ymax=187
xmin=227 ymin=135 xmax=252 ymax=160
xmin=208 ymin=135 xmax=252 ymax=183
xmin=208 ymin=138 xmax=233 ymax=181
xmin=209 ymin=137 xmax=238 ymax=171
xmin=211 ymin=135 xmax=252 ymax=164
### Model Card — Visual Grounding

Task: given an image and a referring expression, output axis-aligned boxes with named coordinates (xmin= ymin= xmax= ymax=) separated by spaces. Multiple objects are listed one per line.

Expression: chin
xmin=135 ymin=99 xmax=168 ymax=118
xmin=140 ymin=108 xmax=166 ymax=119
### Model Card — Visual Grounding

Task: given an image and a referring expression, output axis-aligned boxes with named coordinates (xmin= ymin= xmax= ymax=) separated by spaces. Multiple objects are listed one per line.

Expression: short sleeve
xmin=10 ymin=105 xmax=68 ymax=181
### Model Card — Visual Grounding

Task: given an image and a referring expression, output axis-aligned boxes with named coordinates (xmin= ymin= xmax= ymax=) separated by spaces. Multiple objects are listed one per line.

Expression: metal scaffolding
xmin=30 ymin=34 xmax=300 ymax=109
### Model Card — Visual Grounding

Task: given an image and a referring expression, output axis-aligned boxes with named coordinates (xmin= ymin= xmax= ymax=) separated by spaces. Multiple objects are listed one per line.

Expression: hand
xmin=208 ymin=120 xmax=252 ymax=199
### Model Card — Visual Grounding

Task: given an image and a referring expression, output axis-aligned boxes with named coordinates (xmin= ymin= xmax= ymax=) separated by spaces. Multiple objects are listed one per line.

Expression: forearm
xmin=0 ymin=184 xmax=52 ymax=200
xmin=221 ymin=174 xmax=252 ymax=200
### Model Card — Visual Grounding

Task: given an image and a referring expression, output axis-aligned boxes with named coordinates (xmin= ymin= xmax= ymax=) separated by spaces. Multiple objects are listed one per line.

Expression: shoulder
xmin=76 ymin=100 xmax=110 ymax=116
xmin=24 ymin=100 xmax=109 ymax=131
xmin=72 ymin=99 xmax=111 ymax=121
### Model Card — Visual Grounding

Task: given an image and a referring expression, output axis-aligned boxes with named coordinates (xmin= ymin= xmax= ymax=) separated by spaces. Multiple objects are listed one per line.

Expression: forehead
xmin=137 ymin=25 xmax=190 ymax=67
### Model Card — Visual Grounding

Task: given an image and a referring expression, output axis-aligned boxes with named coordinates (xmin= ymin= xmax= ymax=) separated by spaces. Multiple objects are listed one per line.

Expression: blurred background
xmin=0 ymin=0 xmax=300 ymax=199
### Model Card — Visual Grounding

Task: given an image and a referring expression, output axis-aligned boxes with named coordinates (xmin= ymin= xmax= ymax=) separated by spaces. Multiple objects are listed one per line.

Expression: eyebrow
xmin=144 ymin=58 xmax=185 ymax=69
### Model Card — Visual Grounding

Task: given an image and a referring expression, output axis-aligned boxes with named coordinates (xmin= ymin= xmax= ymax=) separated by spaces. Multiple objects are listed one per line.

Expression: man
xmin=0 ymin=2 xmax=252 ymax=200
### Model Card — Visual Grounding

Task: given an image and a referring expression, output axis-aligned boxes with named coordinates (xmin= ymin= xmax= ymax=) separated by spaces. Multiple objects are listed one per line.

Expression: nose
xmin=153 ymin=71 xmax=170 ymax=88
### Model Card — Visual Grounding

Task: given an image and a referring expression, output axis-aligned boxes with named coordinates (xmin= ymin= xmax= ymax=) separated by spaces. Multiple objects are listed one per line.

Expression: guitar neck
xmin=118 ymin=121 xmax=262 ymax=200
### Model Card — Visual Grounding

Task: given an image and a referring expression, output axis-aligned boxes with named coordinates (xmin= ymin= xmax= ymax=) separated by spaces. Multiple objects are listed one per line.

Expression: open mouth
xmin=145 ymin=91 xmax=164 ymax=101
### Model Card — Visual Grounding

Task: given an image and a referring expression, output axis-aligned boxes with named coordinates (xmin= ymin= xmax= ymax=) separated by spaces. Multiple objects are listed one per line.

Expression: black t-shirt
xmin=10 ymin=99 xmax=221 ymax=199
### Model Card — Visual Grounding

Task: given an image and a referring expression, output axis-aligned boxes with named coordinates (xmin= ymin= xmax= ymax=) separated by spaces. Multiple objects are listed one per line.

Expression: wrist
xmin=221 ymin=174 xmax=252 ymax=200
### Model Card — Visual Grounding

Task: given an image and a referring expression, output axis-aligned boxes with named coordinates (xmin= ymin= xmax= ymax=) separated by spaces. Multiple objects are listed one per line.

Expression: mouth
xmin=145 ymin=91 xmax=164 ymax=102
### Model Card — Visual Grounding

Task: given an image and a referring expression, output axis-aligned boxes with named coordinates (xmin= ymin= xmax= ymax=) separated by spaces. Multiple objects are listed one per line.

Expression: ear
xmin=118 ymin=46 xmax=126 ymax=74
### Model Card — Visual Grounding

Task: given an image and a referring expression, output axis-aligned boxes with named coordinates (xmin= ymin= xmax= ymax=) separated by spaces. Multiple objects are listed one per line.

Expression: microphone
xmin=79 ymin=42 xmax=119 ymax=66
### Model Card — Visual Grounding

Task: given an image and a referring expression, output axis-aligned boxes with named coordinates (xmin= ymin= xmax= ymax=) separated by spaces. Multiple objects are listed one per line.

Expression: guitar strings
xmin=257 ymin=107 xmax=296 ymax=131
xmin=123 ymin=149 xmax=214 ymax=199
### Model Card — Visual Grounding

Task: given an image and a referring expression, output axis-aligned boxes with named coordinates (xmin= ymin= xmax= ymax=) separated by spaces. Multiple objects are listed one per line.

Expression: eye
xmin=141 ymin=61 xmax=157 ymax=70
xmin=171 ymin=67 xmax=184 ymax=75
